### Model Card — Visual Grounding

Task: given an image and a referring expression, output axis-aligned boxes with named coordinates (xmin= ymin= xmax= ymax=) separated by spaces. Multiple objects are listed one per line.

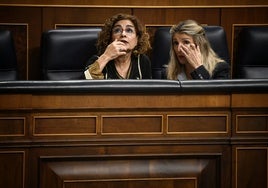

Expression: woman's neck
xmin=184 ymin=64 xmax=194 ymax=80
xmin=114 ymin=53 xmax=132 ymax=78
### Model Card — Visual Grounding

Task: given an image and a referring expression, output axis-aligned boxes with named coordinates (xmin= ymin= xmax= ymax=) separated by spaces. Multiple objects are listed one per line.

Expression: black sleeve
xmin=190 ymin=65 xmax=210 ymax=79
xmin=190 ymin=62 xmax=230 ymax=80
xmin=79 ymin=55 xmax=99 ymax=79
xmin=84 ymin=55 xmax=99 ymax=70
xmin=211 ymin=62 xmax=230 ymax=79
xmin=140 ymin=54 xmax=152 ymax=79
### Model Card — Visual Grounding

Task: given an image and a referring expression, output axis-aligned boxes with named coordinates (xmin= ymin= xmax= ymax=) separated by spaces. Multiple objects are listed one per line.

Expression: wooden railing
xmin=0 ymin=79 xmax=267 ymax=188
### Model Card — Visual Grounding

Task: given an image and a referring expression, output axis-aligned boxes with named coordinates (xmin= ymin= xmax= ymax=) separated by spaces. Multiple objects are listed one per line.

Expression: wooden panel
xmin=42 ymin=7 xmax=132 ymax=31
xmin=0 ymin=151 xmax=25 ymax=188
xmin=39 ymin=154 xmax=220 ymax=188
xmin=236 ymin=115 xmax=268 ymax=133
xmin=31 ymin=94 xmax=230 ymax=109
xmin=0 ymin=117 xmax=25 ymax=136
xmin=235 ymin=147 xmax=268 ymax=188
xmin=232 ymin=111 xmax=268 ymax=137
xmin=0 ymin=94 xmax=31 ymax=109
xmin=27 ymin=144 xmax=230 ymax=188
xmin=135 ymin=8 xmax=220 ymax=25
xmin=231 ymin=94 xmax=268 ymax=108
xmin=167 ymin=114 xmax=229 ymax=136
xmin=1 ymin=0 xmax=268 ymax=6
xmin=101 ymin=115 xmax=163 ymax=135
xmin=33 ymin=115 xmax=97 ymax=136
xmin=64 ymin=179 xmax=196 ymax=188
xmin=0 ymin=83 xmax=267 ymax=188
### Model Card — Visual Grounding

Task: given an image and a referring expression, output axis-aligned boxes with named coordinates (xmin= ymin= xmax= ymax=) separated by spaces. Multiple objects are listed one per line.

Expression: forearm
xmin=97 ymin=54 xmax=111 ymax=71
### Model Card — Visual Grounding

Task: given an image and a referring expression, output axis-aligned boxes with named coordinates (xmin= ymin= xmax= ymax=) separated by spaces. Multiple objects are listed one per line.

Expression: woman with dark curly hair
xmin=84 ymin=13 xmax=152 ymax=79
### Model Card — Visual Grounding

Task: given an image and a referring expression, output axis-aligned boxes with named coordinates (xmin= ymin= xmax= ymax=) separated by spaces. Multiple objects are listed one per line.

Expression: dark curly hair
xmin=97 ymin=13 xmax=151 ymax=56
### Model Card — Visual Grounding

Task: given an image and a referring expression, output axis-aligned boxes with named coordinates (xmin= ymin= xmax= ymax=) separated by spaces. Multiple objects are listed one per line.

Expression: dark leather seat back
xmin=151 ymin=26 xmax=230 ymax=79
xmin=205 ymin=26 xmax=230 ymax=65
xmin=41 ymin=28 xmax=101 ymax=80
xmin=234 ymin=26 xmax=268 ymax=78
xmin=151 ymin=27 xmax=171 ymax=79
xmin=0 ymin=30 xmax=18 ymax=80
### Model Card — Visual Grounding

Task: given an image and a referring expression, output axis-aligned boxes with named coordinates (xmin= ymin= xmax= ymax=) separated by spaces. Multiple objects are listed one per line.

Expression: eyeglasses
xmin=112 ymin=27 xmax=136 ymax=36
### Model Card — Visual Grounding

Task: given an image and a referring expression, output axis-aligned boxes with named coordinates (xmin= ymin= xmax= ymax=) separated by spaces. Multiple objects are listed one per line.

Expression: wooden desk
xmin=0 ymin=80 xmax=267 ymax=188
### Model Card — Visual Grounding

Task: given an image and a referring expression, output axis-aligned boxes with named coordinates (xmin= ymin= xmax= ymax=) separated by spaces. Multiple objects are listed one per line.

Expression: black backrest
xmin=0 ymin=30 xmax=18 ymax=80
xmin=234 ymin=26 xmax=268 ymax=78
xmin=205 ymin=26 xmax=230 ymax=65
xmin=41 ymin=28 xmax=101 ymax=80
xmin=151 ymin=27 xmax=171 ymax=79
xmin=151 ymin=26 xmax=230 ymax=79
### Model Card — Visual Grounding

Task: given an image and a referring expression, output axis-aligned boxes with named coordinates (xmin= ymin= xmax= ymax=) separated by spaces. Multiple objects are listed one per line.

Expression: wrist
xmin=97 ymin=54 xmax=111 ymax=69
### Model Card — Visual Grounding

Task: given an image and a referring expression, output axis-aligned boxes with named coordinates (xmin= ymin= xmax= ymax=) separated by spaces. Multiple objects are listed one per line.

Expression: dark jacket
xmin=191 ymin=62 xmax=230 ymax=79
xmin=85 ymin=54 xmax=152 ymax=79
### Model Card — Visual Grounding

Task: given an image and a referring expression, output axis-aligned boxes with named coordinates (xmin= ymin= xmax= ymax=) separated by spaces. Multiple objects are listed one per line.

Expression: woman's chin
xmin=178 ymin=57 xmax=186 ymax=64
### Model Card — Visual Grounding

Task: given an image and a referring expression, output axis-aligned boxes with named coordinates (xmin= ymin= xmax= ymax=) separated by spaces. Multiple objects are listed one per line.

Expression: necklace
xmin=115 ymin=61 xmax=132 ymax=79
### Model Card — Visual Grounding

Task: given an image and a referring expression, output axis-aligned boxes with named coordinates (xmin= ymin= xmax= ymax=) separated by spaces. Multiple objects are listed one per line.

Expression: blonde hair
xmin=167 ymin=20 xmax=224 ymax=80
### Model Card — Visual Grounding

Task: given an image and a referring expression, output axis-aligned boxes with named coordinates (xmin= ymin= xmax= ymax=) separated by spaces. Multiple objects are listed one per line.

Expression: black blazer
xmin=191 ymin=62 xmax=230 ymax=79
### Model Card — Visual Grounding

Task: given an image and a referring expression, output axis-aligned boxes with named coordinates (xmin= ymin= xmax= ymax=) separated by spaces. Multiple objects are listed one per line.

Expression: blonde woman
xmin=167 ymin=20 xmax=230 ymax=80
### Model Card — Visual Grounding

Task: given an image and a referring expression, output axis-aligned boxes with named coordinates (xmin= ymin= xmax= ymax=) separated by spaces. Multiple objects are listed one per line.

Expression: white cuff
xmin=84 ymin=69 xmax=93 ymax=79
